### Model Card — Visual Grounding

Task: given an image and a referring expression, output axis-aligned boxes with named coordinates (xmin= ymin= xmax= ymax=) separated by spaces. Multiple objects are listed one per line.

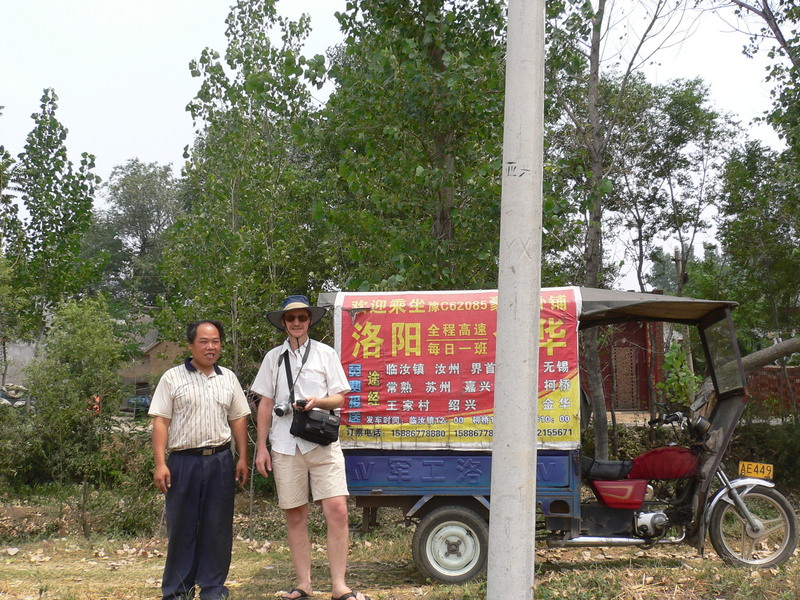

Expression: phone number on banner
xmin=342 ymin=423 xmax=496 ymax=443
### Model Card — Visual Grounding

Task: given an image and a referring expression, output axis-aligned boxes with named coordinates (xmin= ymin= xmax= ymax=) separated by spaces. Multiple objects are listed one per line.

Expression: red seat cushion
xmin=628 ymin=446 xmax=699 ymax=480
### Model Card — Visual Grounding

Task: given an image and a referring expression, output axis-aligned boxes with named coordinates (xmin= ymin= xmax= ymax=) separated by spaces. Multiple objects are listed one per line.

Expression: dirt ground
xmin=1 ymin=499 xmax=799 ymax=600
xmin=3 ymin=532 xmax=794 ymax=600
xmin=0 ymin=533 xmax=699 ymax=600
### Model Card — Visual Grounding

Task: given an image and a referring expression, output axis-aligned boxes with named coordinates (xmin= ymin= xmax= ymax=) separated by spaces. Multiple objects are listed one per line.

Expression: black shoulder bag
xmin=282 ymin=342 xmax=341 ymax=446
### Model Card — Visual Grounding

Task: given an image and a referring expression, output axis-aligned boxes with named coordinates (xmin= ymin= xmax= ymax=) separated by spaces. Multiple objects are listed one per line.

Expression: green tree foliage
xmin=21 ymin=297 xmax=124 ymax=534
xmin=646 ymin=246 xmax=684 ymax=295
xmin=612 ymin=77 xmax=735 ymax=292
xmin=86 ymin=159 xmax=181 ymax=305
xmin=23 ymin=298 xmax=123 ymax=482
xmin=679 ymin=243 xmax=759 ymax=353
xmin=0 ymin=257 xmax=26 ymax=385
xmin=159 ymin=0 xmax=327 ymax=376
xmin=0 ymin=143 xmax=22 ymax=252
xmin=80 ymin=209 xmax=127 ymax=301
xmin=656 ymin=342 xmax=701 ymax=408
xmin=4 ymin=89 xmax=101 ymax=335
xmin=0 ymin=145 xmax=26 ymax=382
xmin=714 ymin=140 xmax=800 ymax=347
xmin=546 ymin=2 xmax=717 ymax=290
xmin=319 ymin=0 xmax=510 ymax=290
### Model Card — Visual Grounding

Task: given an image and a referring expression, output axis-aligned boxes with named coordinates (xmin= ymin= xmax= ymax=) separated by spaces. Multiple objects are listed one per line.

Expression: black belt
xmin=172 ymin=443 xmax=230 ymax=456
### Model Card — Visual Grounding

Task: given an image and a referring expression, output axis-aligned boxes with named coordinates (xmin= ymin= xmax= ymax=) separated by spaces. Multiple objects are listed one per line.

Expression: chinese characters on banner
xmin=333 ymin=288 xmax=580 ymax=449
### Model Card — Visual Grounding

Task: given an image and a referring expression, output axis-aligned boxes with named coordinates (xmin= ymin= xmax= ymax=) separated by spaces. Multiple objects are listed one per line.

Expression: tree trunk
xmin=432 ymin=137 xmax=456 ymax=241
xmin=583 ymin=0 xmax=610 ymax=459
xmin=609 ymin=344 xmax=619 ymax=456
xmin=673 ymin=247 xmax=695 ymax=377
xmin=780 ymin=360 xmax=798 ymax=415
xmin=647 ymin=322 xmax=659 ymax=443
xmin=583 ymin=328 xmax=609 ymax=459
xmin=424 ymin=3 xmax=456 ymax=243
xmin=81 ymin=478 xmax=90 ymax=538
xmin=1 ymin=338 xmax=7 ymax=387
xmin=742 ymin=337 xmax=800 ymax=372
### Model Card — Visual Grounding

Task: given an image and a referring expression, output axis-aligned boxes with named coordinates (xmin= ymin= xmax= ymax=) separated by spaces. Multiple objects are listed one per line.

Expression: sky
xmin=0 ymin=1 xmax=783 ymax=193
xmin=0 ymin=0 xmax=346 ymax=185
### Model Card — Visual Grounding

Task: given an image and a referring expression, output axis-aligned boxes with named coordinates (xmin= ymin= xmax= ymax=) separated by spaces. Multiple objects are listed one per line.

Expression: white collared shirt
xmin=149 ymin=359 xmax=251 ymax=451
xmin=251 ymin=338 xmax=350 ymax=455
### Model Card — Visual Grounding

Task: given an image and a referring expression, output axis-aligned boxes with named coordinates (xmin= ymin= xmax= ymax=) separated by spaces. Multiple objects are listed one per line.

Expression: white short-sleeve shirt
xmin=251 ymin=339 xmax=350 ymax=455
xmin=149 ymin=359 xmax=251 ymax=451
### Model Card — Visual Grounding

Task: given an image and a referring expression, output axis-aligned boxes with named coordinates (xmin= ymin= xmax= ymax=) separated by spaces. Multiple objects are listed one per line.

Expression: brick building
xmin=747 ymin=365 xmax=800 ymax=412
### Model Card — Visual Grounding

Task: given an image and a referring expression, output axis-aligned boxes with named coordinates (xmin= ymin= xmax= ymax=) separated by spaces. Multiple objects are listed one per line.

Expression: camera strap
xmin=279 ymin=340 xmax=312 ymax=405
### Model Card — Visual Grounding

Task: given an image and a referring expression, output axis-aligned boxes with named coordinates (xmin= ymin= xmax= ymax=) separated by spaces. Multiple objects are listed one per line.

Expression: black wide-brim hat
xmin=267 ymin=295 xmax=327 ymax=331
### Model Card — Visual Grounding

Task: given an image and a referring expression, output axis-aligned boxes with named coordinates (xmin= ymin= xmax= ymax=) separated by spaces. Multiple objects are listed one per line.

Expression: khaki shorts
xmin=271 ymin=442 xmax=349 ymax=509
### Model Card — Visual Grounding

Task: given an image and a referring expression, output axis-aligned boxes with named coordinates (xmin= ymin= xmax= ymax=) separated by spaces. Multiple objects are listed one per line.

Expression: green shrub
xmin=656 ymin=342 xmax=701 ymax=409
xmin=728 ymin=421 xmax=800 ymax=491
xmin=24 ymin=298 xmax=125 ymax=488
xmin=84 ymin=482 xmax=162 ymax=538
xmin=742 ymin=394 xmax=785 ymax=424
xmin=0 ymin=405 xmax=46 ymax=487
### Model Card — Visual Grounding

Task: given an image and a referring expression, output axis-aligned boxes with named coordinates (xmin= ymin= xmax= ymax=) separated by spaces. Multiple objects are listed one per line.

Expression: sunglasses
xmin=284 ymin=313 xmax=309 ymax=323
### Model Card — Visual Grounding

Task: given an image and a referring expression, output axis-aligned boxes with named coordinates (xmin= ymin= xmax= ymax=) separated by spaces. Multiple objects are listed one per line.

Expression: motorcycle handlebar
xmin=649 ymin=411 xmax=685 ymax=427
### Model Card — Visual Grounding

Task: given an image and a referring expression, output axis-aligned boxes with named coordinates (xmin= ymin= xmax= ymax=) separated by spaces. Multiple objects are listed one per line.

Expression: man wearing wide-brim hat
xmin=252 ymin=295 xmax=369 ymax=600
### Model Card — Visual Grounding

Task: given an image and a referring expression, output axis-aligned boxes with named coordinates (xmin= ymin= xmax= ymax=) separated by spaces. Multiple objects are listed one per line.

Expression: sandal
xmin=281 ymin=588 xmax=313 ymax=600
xmin=331 ymin=592 xmax=370 ymax=600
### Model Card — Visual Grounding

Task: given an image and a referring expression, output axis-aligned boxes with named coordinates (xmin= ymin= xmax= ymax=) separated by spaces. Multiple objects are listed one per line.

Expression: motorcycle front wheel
xmin=708 ymin=484 xmax=798 ymax=568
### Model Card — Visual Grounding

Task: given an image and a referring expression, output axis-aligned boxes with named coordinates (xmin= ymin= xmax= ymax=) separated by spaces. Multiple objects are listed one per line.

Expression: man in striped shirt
xmin=149 ymin=320 xmax=251 ymax=600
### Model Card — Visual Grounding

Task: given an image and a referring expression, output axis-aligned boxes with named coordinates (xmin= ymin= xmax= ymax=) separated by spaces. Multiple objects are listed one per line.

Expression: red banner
xmin=333 ymin=288 xmax=580 ymax=449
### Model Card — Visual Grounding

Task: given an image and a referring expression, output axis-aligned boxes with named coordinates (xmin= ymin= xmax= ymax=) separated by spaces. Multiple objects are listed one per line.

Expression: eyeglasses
xmin=284 ymin=313 xmax=309 ymax=323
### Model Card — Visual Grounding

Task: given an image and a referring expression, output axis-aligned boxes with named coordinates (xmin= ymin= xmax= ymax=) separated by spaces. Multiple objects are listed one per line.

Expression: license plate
xmin=738 ymin=461 xmax=774 ymax=481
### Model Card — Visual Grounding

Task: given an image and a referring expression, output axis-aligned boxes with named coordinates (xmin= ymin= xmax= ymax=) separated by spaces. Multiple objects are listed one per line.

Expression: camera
xmin=274 ymin=399 xmax=307 ymax=416
xmin=274 ymin=401 xmax=292 ymax=417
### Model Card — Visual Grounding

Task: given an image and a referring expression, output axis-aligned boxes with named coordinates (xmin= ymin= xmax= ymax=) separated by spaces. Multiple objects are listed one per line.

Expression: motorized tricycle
xmin=319 ymin=287 xmax=798 ymax=583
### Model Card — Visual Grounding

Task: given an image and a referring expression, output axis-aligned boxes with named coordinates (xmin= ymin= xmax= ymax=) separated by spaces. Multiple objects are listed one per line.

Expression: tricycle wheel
xmin=412 ymin=505 xmax=489 ymax=583
xmin=708 ymin=485 xmax=798 ymax=568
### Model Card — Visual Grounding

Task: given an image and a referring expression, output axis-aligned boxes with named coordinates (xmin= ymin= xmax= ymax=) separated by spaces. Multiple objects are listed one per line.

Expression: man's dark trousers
xmin=162 ymin=449 xmax=234 ymax=600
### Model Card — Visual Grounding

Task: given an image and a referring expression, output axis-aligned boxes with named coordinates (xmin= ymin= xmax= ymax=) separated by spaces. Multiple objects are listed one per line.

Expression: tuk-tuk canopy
xmin=577 ymin=288 xmax=738 ymax=329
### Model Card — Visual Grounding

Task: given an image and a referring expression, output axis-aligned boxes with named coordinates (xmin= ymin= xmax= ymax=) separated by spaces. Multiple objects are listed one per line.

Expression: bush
xmin=0 ymin=425 xmax=163 ymax=540
xmin=742 ymin=394 xmax=786 ymax=424
xmin=25 ymin=299 xmax=124 ymax=483
xmin=82 ymin=483 xmax=162 ymax=538
xmin=0 ymin=405 xmax=46 ymax=487
xmin=727 ymin=421 xmax=800 ymax=492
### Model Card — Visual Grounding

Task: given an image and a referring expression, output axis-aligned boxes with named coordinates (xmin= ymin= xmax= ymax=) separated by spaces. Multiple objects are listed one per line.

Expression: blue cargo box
xmin=345 ymin=449 xmax=576 ymax=496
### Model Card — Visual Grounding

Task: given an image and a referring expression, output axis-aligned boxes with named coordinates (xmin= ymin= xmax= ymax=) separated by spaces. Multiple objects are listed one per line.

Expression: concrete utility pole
xmin=486 ymin=0 xmax=545 ymax=598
